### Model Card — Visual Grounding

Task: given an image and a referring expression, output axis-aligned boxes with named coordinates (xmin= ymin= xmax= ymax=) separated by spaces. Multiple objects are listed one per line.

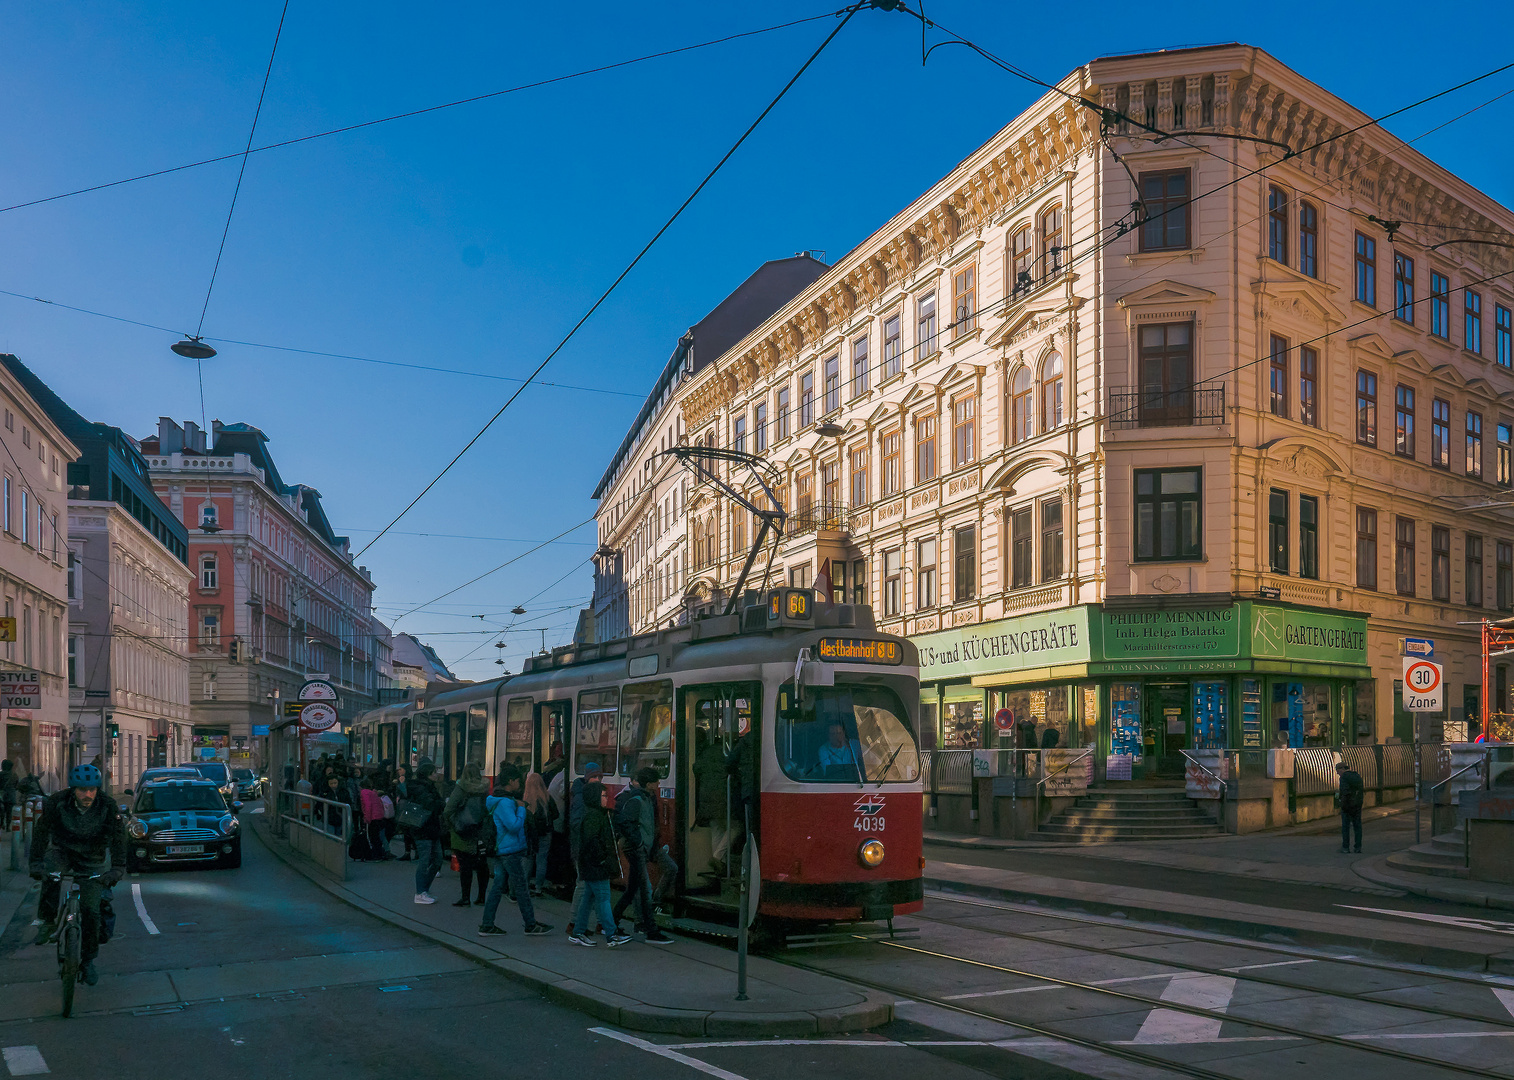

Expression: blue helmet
xmin=69 ymin=764 xmax=101 ymax=789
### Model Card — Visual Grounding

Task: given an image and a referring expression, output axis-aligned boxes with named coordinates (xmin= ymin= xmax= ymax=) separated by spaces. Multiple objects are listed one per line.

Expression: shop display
xmin=1193 ymin=681 xmax=1228 ymax=749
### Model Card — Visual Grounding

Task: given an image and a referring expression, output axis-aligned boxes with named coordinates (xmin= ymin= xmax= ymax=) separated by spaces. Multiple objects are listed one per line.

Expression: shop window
xmin=620 ymin=680 xmax=673 ymax=779
xmin=1356 ymin=508 xmax=1378 ymax=590
xmin=1110 ymin=683 xmax=1143 ymax=761
xmin=942 ymin=696 xmax=983 ymax=748
xmin=1011 ymin=506 xmax=1033 ymax=588
xmin=1274 ymin=682 xmax=1334 ymax=748
xmin=882 ymin=548 xmax=901 ymax=616
xmin=1467 ymin=534 xmax=1484 ymax=607
xmin=1395 ymin=517 xmax=1416 ymax=596
xmin=1268 ymin=489 xmax=1289 ymax=573
xmin=1193 ymin=681 xmax=1228 ymax=749
xmin=1499 ymin=541 xmax=1513 ymax=612
xmin=916 ymin=537 xmax=937 ymax=609
xmin=1299 ymin=495 xmax=1319 ymax=580
xmin=918 ymin=700 xmax=938 ymax=753
xmin=1134 ymin=467 xmax=1201 ymax=561
xmin=1041 ymin=496 xmax=1064 ymax=581
xmin=1432 ymin=525 xmax=1451 ymax=602
xmin=575 ymin=688 xmax=620 ymax=775
xmin=953 ymin=525 xmax=976 ymax=602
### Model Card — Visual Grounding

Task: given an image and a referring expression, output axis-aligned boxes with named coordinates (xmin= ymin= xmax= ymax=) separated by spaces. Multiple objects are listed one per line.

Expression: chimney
xmin=157 ymin=417 xmax=184 ymax=454
xmin=211 ymin=420 xmax=223 ymax=450
xmin=183 ymin=421 xmax=207 ymax=454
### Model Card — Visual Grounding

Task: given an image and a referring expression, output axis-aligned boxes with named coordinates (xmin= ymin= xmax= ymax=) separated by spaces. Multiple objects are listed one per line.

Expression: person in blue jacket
xmin=478 ymin=766 xmax=553 ymax=936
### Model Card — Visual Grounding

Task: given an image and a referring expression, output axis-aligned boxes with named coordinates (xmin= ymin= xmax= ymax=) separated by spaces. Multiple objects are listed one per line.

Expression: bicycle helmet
xmin=68 ymin=764 xmax=101 ymax=789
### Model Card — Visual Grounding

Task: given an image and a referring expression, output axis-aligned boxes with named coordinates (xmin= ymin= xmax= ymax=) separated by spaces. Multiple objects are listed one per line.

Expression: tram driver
xmin=812 ymin=721 xmax=863 ymax=781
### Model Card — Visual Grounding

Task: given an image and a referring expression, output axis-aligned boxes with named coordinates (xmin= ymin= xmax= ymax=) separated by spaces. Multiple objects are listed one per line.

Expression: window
xmin=1500 ymin=541 xmax=1514 ymax=611
xmin=881 ymin=430 xmax=901 ymax=496
xmin=914 ymin=414 xmax=937 ymax=483
xmin=67 ymin=635 xmax=76 ymax=687
xmin=1042 ymin=353 xmax=1064 ymax=429
xmin=1356 ymin=508 xmax=1378 ymax=589
xmin=917 ymin=292 xmax=938 ymax=356
xmin=1394 ymin=518 xmax=1415 ymax=596
xmin=789 ymin=563 xmax=812 ymax=589
xmin=916 ymin=537 xmax=937 ymax=609
xmin=1134 ymin=467 xmax=1202 ymax=561
xmin=67 ymin=552 xmax=76 ymax=599
xmin=953 ymin=525 xmax=976 ymax=601
xmin=1267 ymin=185 xmax=1288 ymax=263
xmin=1430 ymin=271 xmax=1450 ymax=338
xmin=199 ymin=611 xmax=220 ymax=649
xmin=849 ymin=446 xmax=868 ymax=507
xmin=2 ymin=476 xmax=9 ymax=533
xmin=1041 ymin=496 xmax=1064 ymax=581
xmin=1499 ymin=305 xmax=1513 ymax=368
xmin=200 ymin=502 xmax=217 ymax=529
xmin=1299 ymin=495 xmax=1319 ymax=580
xmin=1010 ymin=367 xmax=1033 ymax=442
xmin=1299 ymin=200 xmax=1318 ymax=278
xmin=201 ymin=555 xmax=218 ymax=590
xmin=1299 ymin=346 xmax=1318 ymax=426
xmin=1138 ymin=322 xmax=1194 ymax=425
xmin=952 ymin=396 xmax=976 ymax=467
xmin=753 ymin=402 xmax=767 ymax=452
xmin=20 ymin=490 xmax=28 ymax=545
xmin=883 ymin=315 xmax=902 ymax=378
xmin=883 ymin=549 xmax=901 ymax=616
xmin=1431 ymin=398 xmax=1450 ymax=468
xmin=1467 ymin=411 xmax=1483 ymax=477
xmin=1355 ymin=232 xmax=1377 ymax=306
xmin=49 ymin=512 xmax=57 ymax=560
xmin=776 ymin=386 xmax=791 ymax=440
xmin=799 ymin=372 xmax=814 ymax=428
xmin=733 ymin=414 xmax=746 ymax=453
xmin=774 ymin=683 xmax=917 ymax=785
xmin=1010 ymin=226 xmax=1033 ymax=293
xmin=851 ymin=558 xmax=867 ymax=606
xmin=1466 ymin=290 xmax=1483 ymax=354
xmin=952 ymin=265 xmax=977 ymax=337
xmin=822 ymin=354 xmax=840 ymax=415
xmin=1269 ymin=335 xmax=1289 ymax=417
xmin=1011 ymin=506 xmax=1033 ymax=587
xmin=851 ymin=335 xmax=869 ymax=397
xmin=575 ymin=688 xmax=620 ymax=776
xmin=795 ymin=472 xmax=813 ymax=518
xmin=1468 ymin=534 xmax=1484 ymax=607
xmin=822 ymin=461 xmax=840 ymax=507
xmin=1395 ymin=385 xmax=1415 ymax=457
xmin=1268 ymin=489 xmax=1289 ymax=573
xmin=1432 ymin=525 xmax=1450 ymax=602
xmin=730 ymin=507 xmax=745 ymax=553
xmin=1501 ymin=423 xmax=1512 ymax=487
xmin=1040 ymin=206 xmax=1063 ymax=276
xmin=1394 ymin=253 xmax=1415 ymax=323
xmin=1139 ymin=169 xmax=1190 ymax=251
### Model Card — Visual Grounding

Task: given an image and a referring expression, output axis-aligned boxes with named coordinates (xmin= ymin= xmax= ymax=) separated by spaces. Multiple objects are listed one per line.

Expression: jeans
xmin=569 ymin=879 xmax=602 ymax=933
xmin=39 ymin=875 xmax=106 ymax=962
xmin=574 ymin=879 xmax=615 ymax=940
xmin=613 ymin=846 xmax=656 ymax=932
xmin=482 ymin=852 xmax=536 ymax=929
xmin=1341 ymin=808 xmax=1363 ymax=852
xmin=531 ymin=837 xmax=550 ymax=889
xmin=414 ymin=837 xmax=443 ymax=894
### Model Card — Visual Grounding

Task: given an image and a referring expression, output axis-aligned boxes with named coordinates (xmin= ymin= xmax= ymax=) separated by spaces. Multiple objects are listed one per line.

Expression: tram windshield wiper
xmin=871 ymin=743 xmax=905 ymax=787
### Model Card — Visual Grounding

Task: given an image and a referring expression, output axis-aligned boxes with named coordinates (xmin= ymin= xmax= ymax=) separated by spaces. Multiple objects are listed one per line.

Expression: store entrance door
xmin=1144 ymin=683 xmax=1190 ymax=780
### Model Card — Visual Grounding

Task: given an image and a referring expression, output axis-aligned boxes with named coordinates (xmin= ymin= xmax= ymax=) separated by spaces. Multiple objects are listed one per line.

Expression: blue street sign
xmin=1403 ymin=637 xmax=1434 ymax=658
xmin=251 ymin=725 xmax=270 ymax=736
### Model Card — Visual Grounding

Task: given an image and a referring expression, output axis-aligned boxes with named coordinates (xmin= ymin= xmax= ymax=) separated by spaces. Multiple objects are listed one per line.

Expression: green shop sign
xmin=1246 ymin=602 xmax=1368 ymax=664
xmin=1101 ymin=607 xmax=1240 ymax=659
xmin=913 ymin=607 xmax=1093 ymax=681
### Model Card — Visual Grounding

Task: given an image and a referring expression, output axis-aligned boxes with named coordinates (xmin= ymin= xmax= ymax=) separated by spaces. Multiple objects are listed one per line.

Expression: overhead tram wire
xmin=344 ymin=2 xmax=891 ymax=567
xmin=0 ymin=9 xmax=848 ymax=219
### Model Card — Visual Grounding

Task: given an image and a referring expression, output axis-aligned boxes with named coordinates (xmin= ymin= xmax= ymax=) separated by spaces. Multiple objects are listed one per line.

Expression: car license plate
xmin=164 ymin=844 xmax=204 ymax=855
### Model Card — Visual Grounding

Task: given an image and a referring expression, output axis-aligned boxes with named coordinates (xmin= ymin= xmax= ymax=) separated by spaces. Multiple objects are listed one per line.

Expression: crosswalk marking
xmin=1335 ymin=905 xmax=1514 ymax=936
xmin=1131 ymin=974 xmax=1235 ymax=1044
xmin=1495 ymin=987 xmax=1514 ymax=1020
xmin=2 ymin=1046 xmax=49 ymax=1076
xmin=944 ymin=970 xmax=1175 ymax=1001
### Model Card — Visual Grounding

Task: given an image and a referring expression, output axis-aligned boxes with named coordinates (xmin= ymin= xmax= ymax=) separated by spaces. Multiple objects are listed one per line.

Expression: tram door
xmin=679 ymin=683 xmax=758 ymax=890
xmin=533 ymin=700 xmax=570 ymax=774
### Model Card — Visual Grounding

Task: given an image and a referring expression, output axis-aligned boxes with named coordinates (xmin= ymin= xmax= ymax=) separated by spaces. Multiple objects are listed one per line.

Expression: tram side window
xmin=776 ymin=683 xmax=919 ymax=784
xmin=621 ymin=680 xmax=674 ymax=779
xmin=467 ymin=704 xmax=488 ymax=771
xmin=504 ymin=697 xmax=533 ymax=769
xmin=576 ymin=689 xmax=620 ymax=775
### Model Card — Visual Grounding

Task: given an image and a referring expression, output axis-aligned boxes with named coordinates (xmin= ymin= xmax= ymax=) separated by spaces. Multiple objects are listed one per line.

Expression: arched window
xmin=1268 ymin=186 xmax=1288 ymax=263
xmin=1299 ymin=201 xmax=1319 ymax=278
xmin=1041 ymin=352 xmax=1064 ymax=430
xmin=200 ymin=555 xmax=218 ymax=591
xmin=1010 ymin=225 xmax=1033 ymax=293
xmin=1040 ymin=206 xmax=1063 ymax=276
xmin=1011 ymin=368 xmax=1034 ymax=444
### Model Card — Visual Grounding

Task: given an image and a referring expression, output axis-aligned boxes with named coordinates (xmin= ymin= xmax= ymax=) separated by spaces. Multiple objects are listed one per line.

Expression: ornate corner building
xmin=591 ymin=44 xmax=1514 ymax=771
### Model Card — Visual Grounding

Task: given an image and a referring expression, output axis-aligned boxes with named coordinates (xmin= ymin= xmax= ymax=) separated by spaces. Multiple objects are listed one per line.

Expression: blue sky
xmin=3 ymin=1 xmax=1511 ymax=680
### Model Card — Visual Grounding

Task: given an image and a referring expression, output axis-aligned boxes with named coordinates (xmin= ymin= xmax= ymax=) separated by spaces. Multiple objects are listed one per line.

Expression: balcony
xmin=1109 ymin=383 xmax=1225 ymax=429
xmin=787 ymin=503 xmax=850 ymax=537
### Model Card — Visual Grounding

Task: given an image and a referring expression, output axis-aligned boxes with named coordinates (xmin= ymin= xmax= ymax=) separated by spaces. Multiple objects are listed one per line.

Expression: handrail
xmin=1179 ymin=749 xmax=1228 ymax=802
xmin=1036 ymin=748 xmax=1093 ymax=790
xmin=1428 ymin=757 xmax=1484 ymax=800
xmin=277 ymin=788 xmax=352 ymax=844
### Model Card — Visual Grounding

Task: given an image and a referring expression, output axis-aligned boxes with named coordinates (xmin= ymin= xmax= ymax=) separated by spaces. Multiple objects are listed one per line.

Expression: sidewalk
xmin=250 ymin=818 xmax=890 ymax=1036
xmin=1354 ymin=854 xmax=1514 ymax=911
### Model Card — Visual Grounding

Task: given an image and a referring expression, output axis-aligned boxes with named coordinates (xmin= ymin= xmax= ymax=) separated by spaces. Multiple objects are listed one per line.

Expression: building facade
xmin=140 ymin=419 xmax=378 ymax=764
xmin=594 ymin=45 xmax=1514 ymax=776
xmin=0 ymin=357 xmax=78 ymax=789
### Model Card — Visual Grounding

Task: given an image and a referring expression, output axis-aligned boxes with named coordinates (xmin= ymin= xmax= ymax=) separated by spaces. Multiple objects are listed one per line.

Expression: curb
xmin=251 ymin=820 xmax=891 ymax=1035
xmin=1352 ymin=854 xmax=1514 ymax=913
xmin=923 ymin=873 xmax=1514 ymax=975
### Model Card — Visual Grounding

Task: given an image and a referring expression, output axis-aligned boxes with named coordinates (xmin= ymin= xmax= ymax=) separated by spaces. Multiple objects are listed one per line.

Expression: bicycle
xmin=46 ymin=870 xmax=101 ymax=1018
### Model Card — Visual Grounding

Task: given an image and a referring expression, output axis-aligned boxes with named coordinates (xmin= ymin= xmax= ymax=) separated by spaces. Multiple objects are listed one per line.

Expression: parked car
xmin=136 ymin=767 xmax=200 ymax=790
xmin=191 ymin=762 xmax=239 ymax=807
xmin=231 ymin=768 xmax=263 ymax=801
xmin=125 ymin=779 xmax=243 ymax=870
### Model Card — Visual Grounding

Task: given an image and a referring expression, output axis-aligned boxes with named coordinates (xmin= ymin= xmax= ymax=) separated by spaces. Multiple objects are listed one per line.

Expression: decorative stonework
xmin=876 ymin=499 xmax=904 ymax=524
xmin=1150 ymin=573 xmax=1182 ymax=593
xmin=910 ymin=487 xmax=939 ymax=510
xmin=947 ymin=472 xmax=980 ymax=498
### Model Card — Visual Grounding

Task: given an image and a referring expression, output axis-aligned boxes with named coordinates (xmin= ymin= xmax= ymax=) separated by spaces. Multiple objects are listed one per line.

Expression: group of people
xmin=1 ymin=758 xmax=47 ymax=829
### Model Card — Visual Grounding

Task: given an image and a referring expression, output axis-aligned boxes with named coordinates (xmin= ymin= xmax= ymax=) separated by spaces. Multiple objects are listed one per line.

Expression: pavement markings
xmin=944 ymin=970 xmax=1175 ymax=1001
xmin=1223 ymin=959 xmax=1316 ymax=973
xmin=131 ymin=883 xmax=159 ymax=935
xmin=2 ymin=1046 xmax=48 ymax=1076
xmin=1131 ymin=974 xmax=1235 ymax=1044
xmin=1335 ymin=905 xmax=1514 ymax=936
xmin=1344 ymin=1031 xmax=1514 ymax=1040
xmin=590 ymin=1028 xmax=751 ymax=1080
xmin=1495 ymin=987 xmax=1514 ymax=1020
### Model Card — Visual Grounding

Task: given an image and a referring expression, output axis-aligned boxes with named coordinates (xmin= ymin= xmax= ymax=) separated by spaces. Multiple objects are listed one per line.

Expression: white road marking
xmin=131 ymin=883 xmax=159 ymax=935
xmin=944 ymin=971 xmax=1175 ymax=1001
xmin=591 ymin=1028 xmax=751 ymax=1080
xmin=1344 ymin=1031 xmax=1514 ymax=1040
xmin=1335 ymin=905 xmax=1514 ymax=936
xmin=1131 ymin=974 xmax=1235 ymax=1044
xmin=1495 ymin=987 xmax=1514 ymax=1020
xmin=1223 ymin=959 xmax=1316 ymax=973
xmin=2 ymin=1046 xmax=49 ymax=1075
xmin=666 ymin=1040 xmax=903 ymax=1049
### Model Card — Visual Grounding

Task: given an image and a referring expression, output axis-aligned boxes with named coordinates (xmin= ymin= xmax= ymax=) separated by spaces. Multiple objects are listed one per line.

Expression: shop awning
xmin=970 ymin=664 xmax=1090 ymax=688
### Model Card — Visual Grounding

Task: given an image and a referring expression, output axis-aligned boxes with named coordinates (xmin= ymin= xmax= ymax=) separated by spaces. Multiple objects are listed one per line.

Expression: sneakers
xmin=1339 ymin=848 xmax=1350 ymax=854
xmin=452 ymin=898 xmax=472 ymax=907
xmin=33 ymin=921 xmax=56 ymax=945
xmin=81 ymin=960 xmax=99 ymax=986
xmin=524 ymin=922 xmax=553 ymax=935
xmin=644 ymin=931 xmax=674 ymax=945
xmin=607 ymin=933 xmax=634 ymax=948
xmin=567 ymin=932 xmax=597 ymax=947
xmin=414 ymin=892 xmax=437 ymax=905
xmin=477 ymin=925 xmax=508 ymax=937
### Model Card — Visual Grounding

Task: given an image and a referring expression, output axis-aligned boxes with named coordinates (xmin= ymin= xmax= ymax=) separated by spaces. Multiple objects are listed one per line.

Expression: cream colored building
xmin=594 ymin=44 xmax=1514 ymax=768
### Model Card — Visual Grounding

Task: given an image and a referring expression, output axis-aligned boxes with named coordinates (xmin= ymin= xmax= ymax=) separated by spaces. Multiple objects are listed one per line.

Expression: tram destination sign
xmin=816 ymin=638 xmax=903 ymax=665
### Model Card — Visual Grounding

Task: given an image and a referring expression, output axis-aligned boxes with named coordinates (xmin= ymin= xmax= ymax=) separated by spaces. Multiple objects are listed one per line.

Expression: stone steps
xmin=1384 ymin=826 xmax=1468 ymax=879
xmin=1033 ymin=787 xmax=1223 ymax=843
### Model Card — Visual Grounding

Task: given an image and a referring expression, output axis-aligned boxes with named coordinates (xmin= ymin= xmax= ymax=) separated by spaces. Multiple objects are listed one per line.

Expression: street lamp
xmin=813 ymin=420 xmax=844 ymax=438
xmin=172 ymin=336 xmax=217 ymax=359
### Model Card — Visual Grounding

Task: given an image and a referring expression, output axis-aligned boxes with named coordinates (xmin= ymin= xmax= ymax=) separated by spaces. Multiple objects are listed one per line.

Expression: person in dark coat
xmin=443 ymin=762 xmax=491 ymax=906
xmin=30 ymin=764 xmax=125 ymax=986
xmin=693 ymin=729 xmax=730 ymax=874
xmin=407 ymin=760 xmax=446 ymax=903
xmin=725 ymin=730 xmax=758 ymax=865
xmin=568 ymin=781 xmax=632 ymax=948
xmin=565 ymin=762 xmax=604 ymax=935
xmin=0 ymin=759 xmax=18 ymax=831
xmin=1336 ymin=761 xmax=1365 ymax=854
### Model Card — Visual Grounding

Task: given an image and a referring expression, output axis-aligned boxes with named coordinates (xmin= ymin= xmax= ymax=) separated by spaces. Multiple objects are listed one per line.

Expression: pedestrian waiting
xmin=444 ymin=762 xmax=491 ymax=906
xmin=404 ymin=760 xmax=445 ymax=904
xmin=611 ymin=767 xmax=675 ymax=944
xmin=1336 ymin=760 xmax=1365 ymax=854
xmin=570 ymin=780 xmax=632 ymax=948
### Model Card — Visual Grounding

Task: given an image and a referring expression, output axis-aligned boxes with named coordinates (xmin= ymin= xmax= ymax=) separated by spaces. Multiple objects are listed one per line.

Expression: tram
xmin=349 ymin=587 xmax=924 ymax=932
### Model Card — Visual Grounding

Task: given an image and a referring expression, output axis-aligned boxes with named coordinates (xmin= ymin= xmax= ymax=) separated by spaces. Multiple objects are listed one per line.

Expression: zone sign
xmin=1402 ymin=657 xmax=1443 ymax=712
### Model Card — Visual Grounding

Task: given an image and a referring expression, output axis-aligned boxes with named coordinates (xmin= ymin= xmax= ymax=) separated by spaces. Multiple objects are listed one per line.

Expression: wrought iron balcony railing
xmin=1108 ymin=383 xmax=1225 ymax=429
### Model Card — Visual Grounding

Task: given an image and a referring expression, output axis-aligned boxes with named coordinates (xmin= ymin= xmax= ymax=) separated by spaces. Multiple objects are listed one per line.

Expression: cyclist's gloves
xmin=101 ymin=869 xmax=124 ymax=887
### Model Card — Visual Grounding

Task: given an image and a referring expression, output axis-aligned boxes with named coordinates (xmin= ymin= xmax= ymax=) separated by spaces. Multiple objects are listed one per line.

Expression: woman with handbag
xmin=392 ymin=766 xmax=417 ymax=861
xmin=399 ymin=760 xmax=445 ymax=903
xmin=443 ymin=762 xmax=491 ymax=906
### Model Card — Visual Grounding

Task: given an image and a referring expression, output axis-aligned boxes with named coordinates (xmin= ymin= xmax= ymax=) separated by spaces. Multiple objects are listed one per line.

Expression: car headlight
xmin=859 ymin=839 xmax=885 ymax=868
xmin=128 ymin=819 xmax=147 ymax=839
xmin=219 ymin=816 xmax=239 ymax=835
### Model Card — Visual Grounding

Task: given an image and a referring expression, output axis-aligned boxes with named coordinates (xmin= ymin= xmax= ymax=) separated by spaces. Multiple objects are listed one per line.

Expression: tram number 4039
xmin=854 ymin=816 xmax=885 ymax=832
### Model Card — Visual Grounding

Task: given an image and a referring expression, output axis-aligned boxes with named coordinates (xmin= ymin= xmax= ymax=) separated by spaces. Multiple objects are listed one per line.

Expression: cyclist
xmin=29 ymin=764 xmax=126 ymax=987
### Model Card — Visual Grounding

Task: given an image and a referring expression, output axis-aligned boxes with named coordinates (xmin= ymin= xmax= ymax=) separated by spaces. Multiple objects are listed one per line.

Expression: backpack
xmin=454 ymin=794 xmax=486 ymax=839
xmin=476 ymin=802 xmax=498 ymax=855
xmin=613 ymin=787 xmax=642 ymax=846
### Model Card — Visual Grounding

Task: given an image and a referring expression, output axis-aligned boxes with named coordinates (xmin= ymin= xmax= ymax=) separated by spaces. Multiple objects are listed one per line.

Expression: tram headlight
xmin=858 ymin=839 xmax=885 ymax=868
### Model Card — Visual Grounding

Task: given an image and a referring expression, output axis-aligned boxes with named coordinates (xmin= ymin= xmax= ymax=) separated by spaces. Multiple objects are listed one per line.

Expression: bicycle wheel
xmin=59 ymin=922 xmax=80 ymax=1018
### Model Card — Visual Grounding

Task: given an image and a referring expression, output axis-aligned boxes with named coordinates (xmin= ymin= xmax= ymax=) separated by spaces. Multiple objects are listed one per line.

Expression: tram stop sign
xmin=1402 ymin=656 xmax=1444 ymax=712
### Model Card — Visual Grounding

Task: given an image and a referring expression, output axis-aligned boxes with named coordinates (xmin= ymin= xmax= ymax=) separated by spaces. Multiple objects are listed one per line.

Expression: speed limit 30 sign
xmin=1402 ymin=656 xmax=1444 ymax=712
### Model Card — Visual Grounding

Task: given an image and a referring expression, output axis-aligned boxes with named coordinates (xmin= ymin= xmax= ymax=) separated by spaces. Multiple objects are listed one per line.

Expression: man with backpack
xmin=611 ymin=767 xmax=675 ymax=945
xmin=1336 ymin=760 xmax=1366 ymax=854
xmin=443 ymin=763 xmax=491 ymax=906
xmin=405 ymin=760 xmax=445 ymax=904
xmin=478 ymin=766 xmax=552 ymax=937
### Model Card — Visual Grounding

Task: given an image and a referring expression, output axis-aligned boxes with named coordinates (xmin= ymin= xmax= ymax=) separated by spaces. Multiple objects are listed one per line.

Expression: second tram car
xmin=349 ymin=588 xmax=923 ymax=931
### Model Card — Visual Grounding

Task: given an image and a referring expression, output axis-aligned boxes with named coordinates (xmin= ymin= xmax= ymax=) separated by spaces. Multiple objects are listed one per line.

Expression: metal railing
xmin=1339 ymin=744 xmax=1379 ymax=790
xmin=277 ymin=789 xmax=352 ymax=843
xmin=1179 ymin=749 xmax=1227 ymax=804
xmin=1382 ymin=743 xmax=1415 ymax=788
xmin=1292 ymin=746 xmax=1341 ymax=796
xmin=1420 ymin=755 xmax=1487 ymax=844
xmin=1109 ymin=383 xmax=1225 ymax=429
xmin=786 ymin=503 xmax=850 ymax=536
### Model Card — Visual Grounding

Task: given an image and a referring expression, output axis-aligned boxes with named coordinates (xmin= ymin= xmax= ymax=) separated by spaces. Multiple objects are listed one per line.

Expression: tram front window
xmin=778 ymin=684 xmax=919 ymax=784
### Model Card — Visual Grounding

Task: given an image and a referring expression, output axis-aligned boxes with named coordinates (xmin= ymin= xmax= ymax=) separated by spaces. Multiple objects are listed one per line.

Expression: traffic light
xmin=229 ymin=639 xmax=244 ymax=663
xmin=106 ymin=718 xmax=119 ymax=739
